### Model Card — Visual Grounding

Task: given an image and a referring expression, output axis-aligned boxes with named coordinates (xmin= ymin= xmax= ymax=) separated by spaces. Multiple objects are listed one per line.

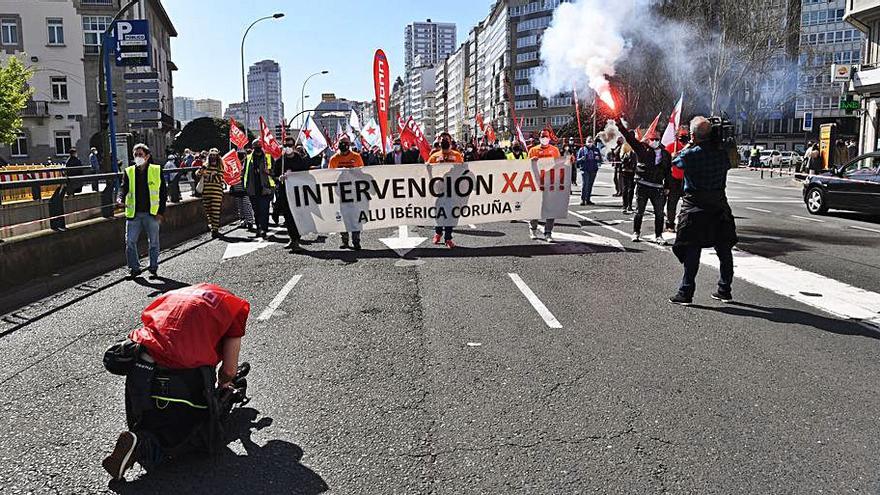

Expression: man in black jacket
xmin=669 ymin=116 xmax=737 ymax=305
xmin=273 ymin=137 xmax=312 ymax=251
xmin=385 ymin=138 xmax=411 ymax=164
xmin=617 ymin=118 xmax=672 ymax=244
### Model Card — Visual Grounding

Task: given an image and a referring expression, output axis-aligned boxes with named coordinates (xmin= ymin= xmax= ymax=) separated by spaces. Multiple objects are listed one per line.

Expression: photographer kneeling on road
xmin=668 ymin=116 xmax=738 ymax=306
xmin=101 ymin=284 xmax=251 ymax=480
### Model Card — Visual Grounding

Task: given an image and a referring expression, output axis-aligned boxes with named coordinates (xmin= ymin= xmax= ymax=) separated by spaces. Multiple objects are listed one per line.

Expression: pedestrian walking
xmin=116 ymin=143 xmax=166 ymax=279
xmin=576 ymin=136 xmax=602 ymax=206
xmin=527 ymin=130 xmax=562 ymax=242
xmin=427 ymin=131 xmax=465 ymax=248
xmin=617 ymin=118 xmax=672 ymax=244
xmin=562 ymin=142 xmax=577 ymax=190
xmin=620 ymin=143 xmax=636 ymax=213
xmin=65 ymin=146 xmax=84 ymax=195
xmin=274 ymin=138 xmax=310 ymax=251
xmin=243 ymin=139 xmax=275 ymax=239
xmin=669 ymin=116 xmax=737 ymax=305
xmin=163 ymin=153 xmax=182 ymax=203
xmin=329 ymin=135 xmax=365 ymax=250
xmin=196 ymin=148 xmax=224 ymax=238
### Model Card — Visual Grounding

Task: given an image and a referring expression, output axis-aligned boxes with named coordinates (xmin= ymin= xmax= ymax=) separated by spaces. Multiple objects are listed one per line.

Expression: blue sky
xmin=163 ymin=0 xmax=492 ymax=115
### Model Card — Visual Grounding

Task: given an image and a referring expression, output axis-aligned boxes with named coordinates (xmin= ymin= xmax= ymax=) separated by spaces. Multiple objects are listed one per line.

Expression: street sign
xmin=803 ymin=111 xmax=813 ymax=132
xmin=124 ymin=81 xmax=160 ymax=92
xmin=123 ymin=71 xmax=158 ymax=81
xmin=128 ymin=111 xmax=162 ymax=121
xmin=831 ymin=64 xmax=852 ymax=83
xmin=112 ymin=20 xmax=151 ymax=67
xmin=128 ymin=121 xmax=162 ymax=130
xmin=839 ymin=97 xmax=860 ymax=111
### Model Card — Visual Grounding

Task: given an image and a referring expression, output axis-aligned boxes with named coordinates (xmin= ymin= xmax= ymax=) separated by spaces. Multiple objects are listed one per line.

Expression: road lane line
xmin=468 ymin=224 xmax=477 ymax=229
xmin=701 ymin=250 xmax=880 ymax=329
xmin=850 ymin=225 xmax=880 ymax=234
xmin=791 ymin=215 xmax=824 ymax=223
xmin=745 ymin=207 xmax=772 ymax=214
xmin=508 ymin=273 xmax=562 ymax=328
xmin=570 ymin=210 xmax=667 ymax=251
xmin=727 ymin=178 xmax=800 ymax=191
xmin=257 ymin=274 xmax=302 ymax=321
xmin=728 ymin=200 xmax=803 ymax=204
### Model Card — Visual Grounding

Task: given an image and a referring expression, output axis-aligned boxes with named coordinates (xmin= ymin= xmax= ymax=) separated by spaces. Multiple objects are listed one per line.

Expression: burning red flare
xmin=599 ymin=89 xmax=616 ymax=112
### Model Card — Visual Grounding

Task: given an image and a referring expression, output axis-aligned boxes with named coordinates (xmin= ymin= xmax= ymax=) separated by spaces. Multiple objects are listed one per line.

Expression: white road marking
xmin=791 ymin=215 xmax=824 ymax=223
xmin=222 ymin=239 xmax=271 ymax=260
xmin=849 ymin=225 xmax=880 ymax=234
xmin=507 ymin=273 xmax=562 ymax=329
xmin=701 ymin=250 xmax=880 ymax=329
xmin=468 ymin=224 xmax=478 ymax=229
xmin=727 ymin=178 xmax=800 ymax=191
xmin=570 ymin=211 xmax=667 ymax=251
xmin=577 ymin=208 xmax=620 ymax=214
xmin=728 ymin=199 xmax=803 ymax=204
xmin=257 ymin=274 xmax=303 ymax=321
xmin=745 ymin=207 xmax=772 ymax=214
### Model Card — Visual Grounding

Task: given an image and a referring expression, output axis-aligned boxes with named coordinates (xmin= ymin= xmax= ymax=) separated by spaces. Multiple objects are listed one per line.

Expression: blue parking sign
xmin=803 ymin=111 xmax=813 ymax=132
xmin=112 ymin=20 xmax=151 ymax=67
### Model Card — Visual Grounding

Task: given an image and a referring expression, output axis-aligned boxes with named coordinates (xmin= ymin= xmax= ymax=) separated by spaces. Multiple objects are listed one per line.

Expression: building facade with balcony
xmin=0 ymin=0 xmax=87 ymax=164
xmin=74 ymin=0 xmax=178 ymax=164
xmin=845 ymin=0 xmax=880 ymax=153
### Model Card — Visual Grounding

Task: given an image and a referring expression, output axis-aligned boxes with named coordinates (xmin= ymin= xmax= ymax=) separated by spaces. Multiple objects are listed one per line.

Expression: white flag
xmin=297 ymin=114 xmax=328 ymax=158
xmin=349 ymin=110 xmax=362 ymax=132
xmin=361 ymin=118 xmax=382 ymax=148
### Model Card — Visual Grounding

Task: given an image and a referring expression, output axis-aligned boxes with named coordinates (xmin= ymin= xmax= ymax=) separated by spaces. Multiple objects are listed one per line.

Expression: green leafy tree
xmin=172 ymin=117 xmax=256 ymax=154
xmin=0 ymin=56 xmax=34 ymax=145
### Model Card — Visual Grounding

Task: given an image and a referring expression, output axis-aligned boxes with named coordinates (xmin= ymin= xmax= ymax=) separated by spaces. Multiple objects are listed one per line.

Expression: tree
xmin=171 ymin=117 xmax=254 ymax=154
xmin=0 ymin=57 xmax=34 ymax=145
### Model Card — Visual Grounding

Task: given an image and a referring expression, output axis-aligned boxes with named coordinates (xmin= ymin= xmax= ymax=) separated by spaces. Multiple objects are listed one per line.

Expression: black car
xmin=803 ymin=152 xmax=880 ymax=215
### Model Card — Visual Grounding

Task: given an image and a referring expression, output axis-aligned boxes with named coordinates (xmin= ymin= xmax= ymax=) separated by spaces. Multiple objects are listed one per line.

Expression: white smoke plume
xmin=532 ymin=0 xmax=653 ymax=102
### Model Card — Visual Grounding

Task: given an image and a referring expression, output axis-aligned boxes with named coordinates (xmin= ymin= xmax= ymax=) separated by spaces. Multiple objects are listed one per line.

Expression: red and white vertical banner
xmin=259 ymin=116 xmax=283 ymax=160
xmin=229 ymin=117 xmax=249 ymax=149
xmin=373 ymin=49 xmax=390 ymax=155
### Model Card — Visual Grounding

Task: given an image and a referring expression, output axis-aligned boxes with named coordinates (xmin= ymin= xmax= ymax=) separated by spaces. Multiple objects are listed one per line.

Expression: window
xmin=515 ymin=84 xmax=537 ymax=96
xmin=82 ymin=16 xmax=112 ymax=54
xmin=550 ymin=115 xmax=573 ymax=127
xmin=54 ymin=131 xmax=72 ymax=156
xmin=11 ymin=132 xmax=27 ymax=157
xmin=1 ymin=18 xmax=18 ymax=45
xmin=517 ymin=35 xmax=538 ymax=48
xmin=514 ymin=67 xmax=537 ymax=80
xmin=81 ymin=0 xmax=114 ymax=4
xmin=47 ymin=18 xmax=64 ymax=45
xmin=546 ymin=96 xmax=572 ymax=108
xmin=51 ymin=76 xmax=68 ymax=101
xmin=841 ymin=156 xmax=879 ymax=176
xmin=515 ymin=100 xmax=537 ymax=110
xmin=516 ymin=51 xmax=538 ymax=63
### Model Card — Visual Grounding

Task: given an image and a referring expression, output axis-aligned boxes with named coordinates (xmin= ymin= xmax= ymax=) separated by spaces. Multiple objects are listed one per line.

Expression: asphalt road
xmin=1 ymin=167 xmax=879 ymax=494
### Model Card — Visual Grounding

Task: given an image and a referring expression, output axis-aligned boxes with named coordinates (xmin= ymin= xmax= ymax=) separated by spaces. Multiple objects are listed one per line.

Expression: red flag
xmin=229 ymin=117 xmax=248 ymax=149
xmin=373 ymin=49 xmax=390 ymax=154
xmin=643 ymin=113 xmax=662 ymax=141
xmin=259 ymin=116 xmax=283 ymax=160
xmin=401 ymin=117 xmax=432 ymax=162
xmin=221 ymin=150 xmax=243 ymax=186
xmin=476 ymin=113 xmax=485 ymax=132
xmin=485 ymin=124 xmax=496 ymax=144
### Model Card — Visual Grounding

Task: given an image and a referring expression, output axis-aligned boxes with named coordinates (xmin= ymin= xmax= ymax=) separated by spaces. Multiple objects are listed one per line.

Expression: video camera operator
xmin=668 ymin=116 xmax=738 ymax=305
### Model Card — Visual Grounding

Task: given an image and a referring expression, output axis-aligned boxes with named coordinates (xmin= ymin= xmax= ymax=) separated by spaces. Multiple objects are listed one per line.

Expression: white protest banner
xmin=285 ymin=159 xmax=570 ymax=234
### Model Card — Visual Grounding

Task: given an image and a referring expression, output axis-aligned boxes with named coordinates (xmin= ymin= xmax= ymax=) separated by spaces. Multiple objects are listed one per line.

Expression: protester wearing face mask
xmin=507 ymin=142 xmax=527 ymax=160
xmin=273 ymin=138 xmax=309 ymax=251
xmin=427 ymin=132 xmax=464 ymax=249
xmin=329 ymin=135 xmax=366 ymax=250
xmin=527 ymin=130 xmax=562 ymax=242
xmin=195 ymin=148 xmax=225 ymax=238
xmin=385 ymin=138 xmax=407 ymax=165
xmin=244 ymin=138 xmax=276 ymax=239
xmin=576 ymin=137 xmax=603 ymax=205
xmin=116 ymin=143 xmax=167 ymax=279
xmin=616 ymin=118 xmax=673 ymax=244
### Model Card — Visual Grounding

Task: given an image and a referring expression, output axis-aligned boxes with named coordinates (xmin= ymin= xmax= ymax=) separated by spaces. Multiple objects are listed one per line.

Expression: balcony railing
xmin=21 ymin=100 xmax=49 ymax=118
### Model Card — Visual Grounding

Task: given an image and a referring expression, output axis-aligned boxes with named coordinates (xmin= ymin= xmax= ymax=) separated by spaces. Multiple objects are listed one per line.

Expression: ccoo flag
xmin=259 ymin=116 xmax=283 ymax=160
xmin=229 ymin=118 xmax=249 ymax=149
xmin=297 ymin=114 xmax=328 ymax=158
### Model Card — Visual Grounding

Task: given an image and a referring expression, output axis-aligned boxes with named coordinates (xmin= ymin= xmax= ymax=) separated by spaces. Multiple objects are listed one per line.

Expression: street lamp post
xmin=240 ymin=13 xmax=284 ymax=136
xmin=301 ymin=70 xmax=329 ymax=127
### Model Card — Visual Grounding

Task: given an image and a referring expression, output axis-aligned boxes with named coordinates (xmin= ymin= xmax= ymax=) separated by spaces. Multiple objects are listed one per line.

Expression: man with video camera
xmin=668 ymin=116 xmax=738 ymax=305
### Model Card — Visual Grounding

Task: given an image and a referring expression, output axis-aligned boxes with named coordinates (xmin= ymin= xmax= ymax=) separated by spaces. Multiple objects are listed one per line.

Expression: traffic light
xmin=99 ymin=102 xmax=110 ymax=132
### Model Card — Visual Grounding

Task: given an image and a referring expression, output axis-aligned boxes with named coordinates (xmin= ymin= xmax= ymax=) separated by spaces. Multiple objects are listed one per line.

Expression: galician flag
xmin=361 ymin=117 xmax=382 ymax=148
xmin=346 ymin=122 xmax=361 ymax=151
xmin=349 ymin=110 xmax=362 ymax=132
xmin=661 ymin=93 xmax=684 ymax=154
xmin=297 ymin=114 xmax=328 ymax=158
xmin=336 ymin=120 xmax=344 ymax=143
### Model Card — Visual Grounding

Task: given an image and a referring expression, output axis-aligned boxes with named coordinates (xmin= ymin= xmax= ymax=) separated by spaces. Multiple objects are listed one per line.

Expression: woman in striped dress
xmin=197 ymin=149 xmax=226 ymax=238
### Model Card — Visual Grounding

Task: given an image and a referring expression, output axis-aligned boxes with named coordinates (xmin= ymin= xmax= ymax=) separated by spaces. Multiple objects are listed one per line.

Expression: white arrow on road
xmin=550 ymin=231 xmax=625 ymax=250
xmin=379 ymin=225 xmax=427 ymax=257
xmin=222 ymin=239 xmax=271 ymax=260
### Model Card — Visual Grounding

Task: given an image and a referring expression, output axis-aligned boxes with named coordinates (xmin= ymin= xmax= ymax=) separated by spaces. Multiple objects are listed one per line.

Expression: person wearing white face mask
xmin=616 ymin=118 xmax=673 ymax=244
xmin=527 ymin=130 xmax=562 ymax=242
xmin=116 ymin=143 xmax=166 ymax=279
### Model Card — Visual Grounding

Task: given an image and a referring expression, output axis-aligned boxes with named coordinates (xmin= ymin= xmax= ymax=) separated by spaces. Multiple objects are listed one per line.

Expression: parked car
xmin=780 ymin=151 xmax=802 ymax=167
xmin=803 ymin=152 xmax=880 ymax=214
xmin=759 ymin=150 xmax=782 ymax=167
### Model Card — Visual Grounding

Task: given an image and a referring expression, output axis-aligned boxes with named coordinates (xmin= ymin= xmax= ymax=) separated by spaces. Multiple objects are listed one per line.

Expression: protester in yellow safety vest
xmin=244 ymin=138 xmax=276 ymax=239
xmin=506 ymin=143 xmax=527 ymax=160
xmin=116 ymin=143 xmax=166 ymax=279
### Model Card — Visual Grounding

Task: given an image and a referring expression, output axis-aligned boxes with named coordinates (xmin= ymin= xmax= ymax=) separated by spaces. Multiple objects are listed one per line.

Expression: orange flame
xmin=599 ymin=89 xmax=616 ymax=111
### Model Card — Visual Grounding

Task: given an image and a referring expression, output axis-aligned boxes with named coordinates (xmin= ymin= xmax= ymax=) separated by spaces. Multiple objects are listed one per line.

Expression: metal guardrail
xmin=0 ymin=167 xmax=202 ymax=233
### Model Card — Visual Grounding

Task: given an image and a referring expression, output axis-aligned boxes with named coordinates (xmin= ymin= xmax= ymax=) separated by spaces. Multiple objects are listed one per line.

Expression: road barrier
xmin=0 ymin=165 xmax=66 ymax=203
